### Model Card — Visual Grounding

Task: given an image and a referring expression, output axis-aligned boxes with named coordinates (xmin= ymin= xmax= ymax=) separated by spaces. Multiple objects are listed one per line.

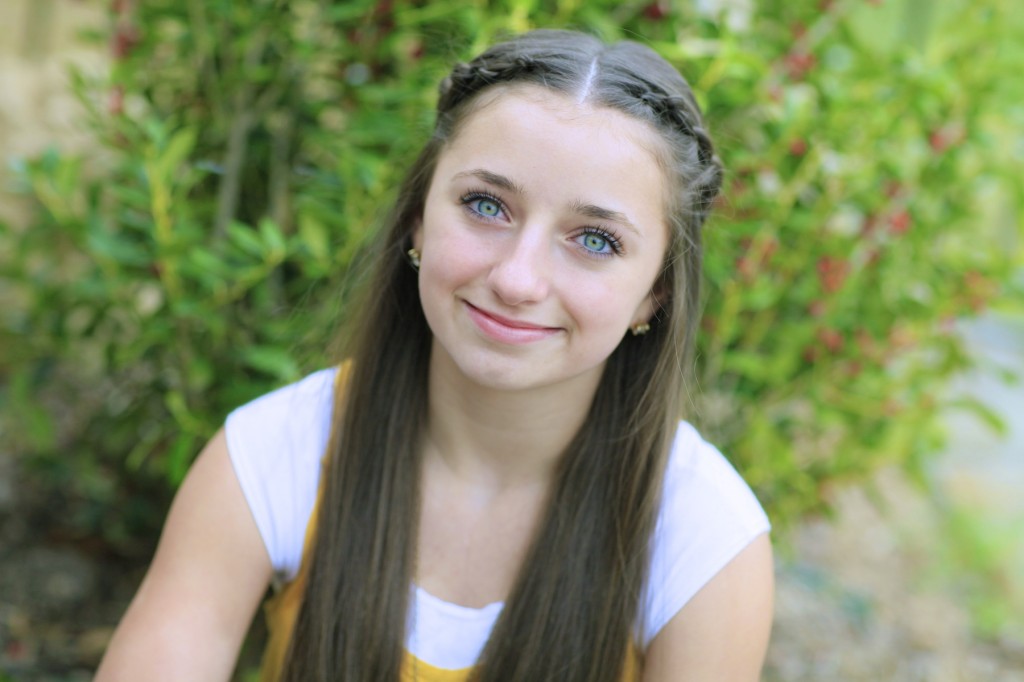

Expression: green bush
xmin=1 ymin=0 xmax=1021 ymax=550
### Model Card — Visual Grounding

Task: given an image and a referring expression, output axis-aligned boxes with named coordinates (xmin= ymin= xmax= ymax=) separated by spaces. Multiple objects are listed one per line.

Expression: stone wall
xmin=0 ymin=0 xmax=107 ymax=227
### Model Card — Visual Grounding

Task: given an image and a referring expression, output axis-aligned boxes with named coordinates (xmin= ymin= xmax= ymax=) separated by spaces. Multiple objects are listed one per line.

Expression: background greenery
xmin=1 ymin=0 xmax=1021 ymax=567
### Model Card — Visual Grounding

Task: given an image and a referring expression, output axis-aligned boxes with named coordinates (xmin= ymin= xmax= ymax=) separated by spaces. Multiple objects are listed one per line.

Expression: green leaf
xmin=6 ymin=369 xmax=56 ymax=451
xmin=240 ymin=345 xmax=300 ymax=382
xmin=946 ymin=396 xmax=1008 ymax=435
xmin=165 ymin=433 xmax=196 ymax=486
xmin=298 ymin=212 xmax=330 ymax=262
xmin=157 ymin=127 xmax=198 ymax=180
xmin=258 ymin=218 xmax=287 ymax=258
xmin=228 ymin=221 xmax=266 ymax=258
xmin=86 ymin=226 xmax=151 ymax=267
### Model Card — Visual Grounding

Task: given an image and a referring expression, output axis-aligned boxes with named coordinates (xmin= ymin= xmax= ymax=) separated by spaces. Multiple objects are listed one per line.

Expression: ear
xmin=632 ymin=278 xmax=667 ymax=328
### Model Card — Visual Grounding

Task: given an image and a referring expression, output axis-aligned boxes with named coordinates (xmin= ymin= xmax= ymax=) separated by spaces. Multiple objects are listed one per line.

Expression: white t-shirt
xmin=225 ymin=368 xmax=770 ymax=670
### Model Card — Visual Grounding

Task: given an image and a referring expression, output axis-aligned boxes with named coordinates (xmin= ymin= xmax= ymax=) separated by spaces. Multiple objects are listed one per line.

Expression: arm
xmin=95 ymin=429 xmax=273 ymax=682
xmin=642 ymin=533 xmax=774 ymax=682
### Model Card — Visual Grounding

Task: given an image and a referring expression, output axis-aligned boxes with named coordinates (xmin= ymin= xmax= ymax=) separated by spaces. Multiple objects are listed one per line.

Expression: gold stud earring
xmin=407 ymin=248 xmax=421 ymax=270
xmin=630 ymin=322 xmax=650 ymax=336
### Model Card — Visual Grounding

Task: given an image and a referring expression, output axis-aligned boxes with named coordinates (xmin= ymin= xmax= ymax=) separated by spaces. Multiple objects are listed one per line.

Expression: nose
xmin=486 ymin=228 xmax=551 ymax=306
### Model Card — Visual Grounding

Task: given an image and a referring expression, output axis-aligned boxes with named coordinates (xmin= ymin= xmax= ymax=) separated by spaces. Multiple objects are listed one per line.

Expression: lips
xmin=463 ymin=302 xmax=561 ymax=345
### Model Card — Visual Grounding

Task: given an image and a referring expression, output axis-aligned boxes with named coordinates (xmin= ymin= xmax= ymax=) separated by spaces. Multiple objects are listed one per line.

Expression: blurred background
xmin=0 ymin=0 xmax=1021 ymax=680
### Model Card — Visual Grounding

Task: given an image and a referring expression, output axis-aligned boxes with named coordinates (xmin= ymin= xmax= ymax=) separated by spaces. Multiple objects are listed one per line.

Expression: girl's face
xmin=413 ymin=86 xmax=670 ymax=395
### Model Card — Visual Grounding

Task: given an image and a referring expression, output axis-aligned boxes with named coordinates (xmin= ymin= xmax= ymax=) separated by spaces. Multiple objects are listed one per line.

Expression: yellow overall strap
xmin=258 ymin=362 xmax=351 ymax=682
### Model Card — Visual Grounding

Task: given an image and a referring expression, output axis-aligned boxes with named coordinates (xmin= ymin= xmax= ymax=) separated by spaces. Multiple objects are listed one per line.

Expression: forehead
xmin=437 ymin=86 xmax=668 ymax=227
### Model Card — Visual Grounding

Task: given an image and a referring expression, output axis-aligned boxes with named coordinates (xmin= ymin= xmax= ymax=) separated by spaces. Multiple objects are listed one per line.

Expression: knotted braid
xmin=437 ymin=57 xmax=722 ymax=222
xmin=627 ymin=88 xmax=722 ymax=228
xmin=636 ymin=90 xmax=715 ymax=168
xmin=437 ymin=55 xmax=543 ymax=114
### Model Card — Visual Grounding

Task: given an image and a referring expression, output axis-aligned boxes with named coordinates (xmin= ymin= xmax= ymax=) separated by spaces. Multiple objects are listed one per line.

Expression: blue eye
xmin=576 ymin=228 xmax=622 ymax=257
xmin=460 ymin=191 xmax=506 ymax=221
xmin=582 ymin=233 xmax=609 ymax=253
xmin=474 ymin=198 xmax=501 ymax=217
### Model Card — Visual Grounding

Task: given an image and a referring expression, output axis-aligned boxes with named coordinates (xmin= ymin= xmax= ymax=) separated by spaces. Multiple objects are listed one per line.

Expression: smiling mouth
xmin=463 ymin=302 xmax=561 ymax=344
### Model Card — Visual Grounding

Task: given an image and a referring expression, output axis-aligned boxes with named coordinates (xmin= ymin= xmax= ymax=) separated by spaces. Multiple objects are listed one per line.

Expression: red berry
xmin=929 ymin=126 xmax=964 ymax=153
xmin=789 ymin=138 xmax=808 ymax=156
xmin=817 ymin=256 xmax=850 ymax=293
xmin=111 ymin=25 xmax=139 ymax=59
xmin=643 ymin=1 xmax=669 ymax=20
xmin=818 ymin=327 xmax=844 ymax=353
xmin=784 ymin=52 xmax=816 ymax=79
xmin=888 ymin=210 xmax=911 ymax=235
xmin=736 ymin=256 xmax=756 ymax=281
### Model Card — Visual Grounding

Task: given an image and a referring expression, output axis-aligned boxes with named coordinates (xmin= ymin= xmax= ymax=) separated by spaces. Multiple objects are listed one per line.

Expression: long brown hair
xmin=281 ymin=29 xmax=723 ymax=682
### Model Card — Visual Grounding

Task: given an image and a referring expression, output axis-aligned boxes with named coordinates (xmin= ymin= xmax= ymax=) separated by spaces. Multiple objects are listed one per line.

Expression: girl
xmin=97 ymin=29 xmax=773 ymax=682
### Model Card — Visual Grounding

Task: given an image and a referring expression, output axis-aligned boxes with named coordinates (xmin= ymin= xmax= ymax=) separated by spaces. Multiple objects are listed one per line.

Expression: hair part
xmin=281 ymin=29 xmax=723 ymax=682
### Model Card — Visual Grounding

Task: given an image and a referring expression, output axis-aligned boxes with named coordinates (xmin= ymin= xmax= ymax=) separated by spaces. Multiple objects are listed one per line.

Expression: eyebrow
xmin=569 ymin=200 xmax=641 ymax=237
xmin=453 ymin=169 xmax=526 ymax=196
xmin=453 ymin=168 xmax=641 ymax=237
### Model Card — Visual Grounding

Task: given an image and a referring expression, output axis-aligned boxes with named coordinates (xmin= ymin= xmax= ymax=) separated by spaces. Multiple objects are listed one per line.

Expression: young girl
xmin=96 ymin=29 xmax=773 ymax=682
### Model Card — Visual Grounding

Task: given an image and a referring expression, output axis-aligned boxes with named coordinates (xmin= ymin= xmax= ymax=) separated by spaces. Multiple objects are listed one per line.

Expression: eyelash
xmin=459 ymin=189 xmax=507 ymax=222
xmin=575 ymin=226 xmax=624 ymax=258
xmin=457 ymin=188 xmax=624 ymax=258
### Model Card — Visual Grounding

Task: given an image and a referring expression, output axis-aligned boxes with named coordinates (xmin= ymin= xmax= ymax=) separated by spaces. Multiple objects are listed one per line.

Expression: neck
xmin=423 ymin=345 xmax=602 ymax=490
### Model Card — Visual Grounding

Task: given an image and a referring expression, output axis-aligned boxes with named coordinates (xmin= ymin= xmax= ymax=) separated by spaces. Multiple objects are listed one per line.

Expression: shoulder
xmin=224 ymin=367 xmax=339 ymax=579
xmin=659 ymin=421 xmax=769 ymax=537
xmin=642 ymin=533 xmax=773 ymax=681
xmin=640 ymin=421 xmax=771 ymax=646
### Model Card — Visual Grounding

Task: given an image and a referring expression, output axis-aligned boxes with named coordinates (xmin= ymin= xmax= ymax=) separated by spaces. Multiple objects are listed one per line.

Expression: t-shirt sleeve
xmin=223 ymin=368 xmax=337 ymax=580
xmin=640 ymin=421 xmax=771 ymax=647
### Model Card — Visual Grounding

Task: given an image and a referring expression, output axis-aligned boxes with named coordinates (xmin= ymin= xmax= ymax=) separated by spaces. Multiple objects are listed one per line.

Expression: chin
xmin=456 ymin=352 xmax=607 ymax=397
xmin=452 ymin=356 xmax=542 ymax=392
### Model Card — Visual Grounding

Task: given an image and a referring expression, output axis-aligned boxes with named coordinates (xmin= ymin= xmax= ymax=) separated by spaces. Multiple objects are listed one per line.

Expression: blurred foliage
xmin=934 ymin=503 xmax=1024 ymax=640
xmin=1 ymin=0 xmax=1022 ymax=556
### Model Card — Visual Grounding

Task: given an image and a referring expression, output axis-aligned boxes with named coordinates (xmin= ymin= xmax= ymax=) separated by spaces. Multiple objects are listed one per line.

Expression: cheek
xmin=425 ymin=235 xmax=476 ymax=281
xmin=565 ymin=282 xmax=641 ymax=335
xmin=419 ymin=234 xmax=487 ymax=309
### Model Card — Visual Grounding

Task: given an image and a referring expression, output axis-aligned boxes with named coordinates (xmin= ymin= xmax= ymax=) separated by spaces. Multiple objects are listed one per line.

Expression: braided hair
xmin=281 ymin=29 xmax=724 ymax=682
xmin=438 ymin=33 xmax=722 ymax=224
